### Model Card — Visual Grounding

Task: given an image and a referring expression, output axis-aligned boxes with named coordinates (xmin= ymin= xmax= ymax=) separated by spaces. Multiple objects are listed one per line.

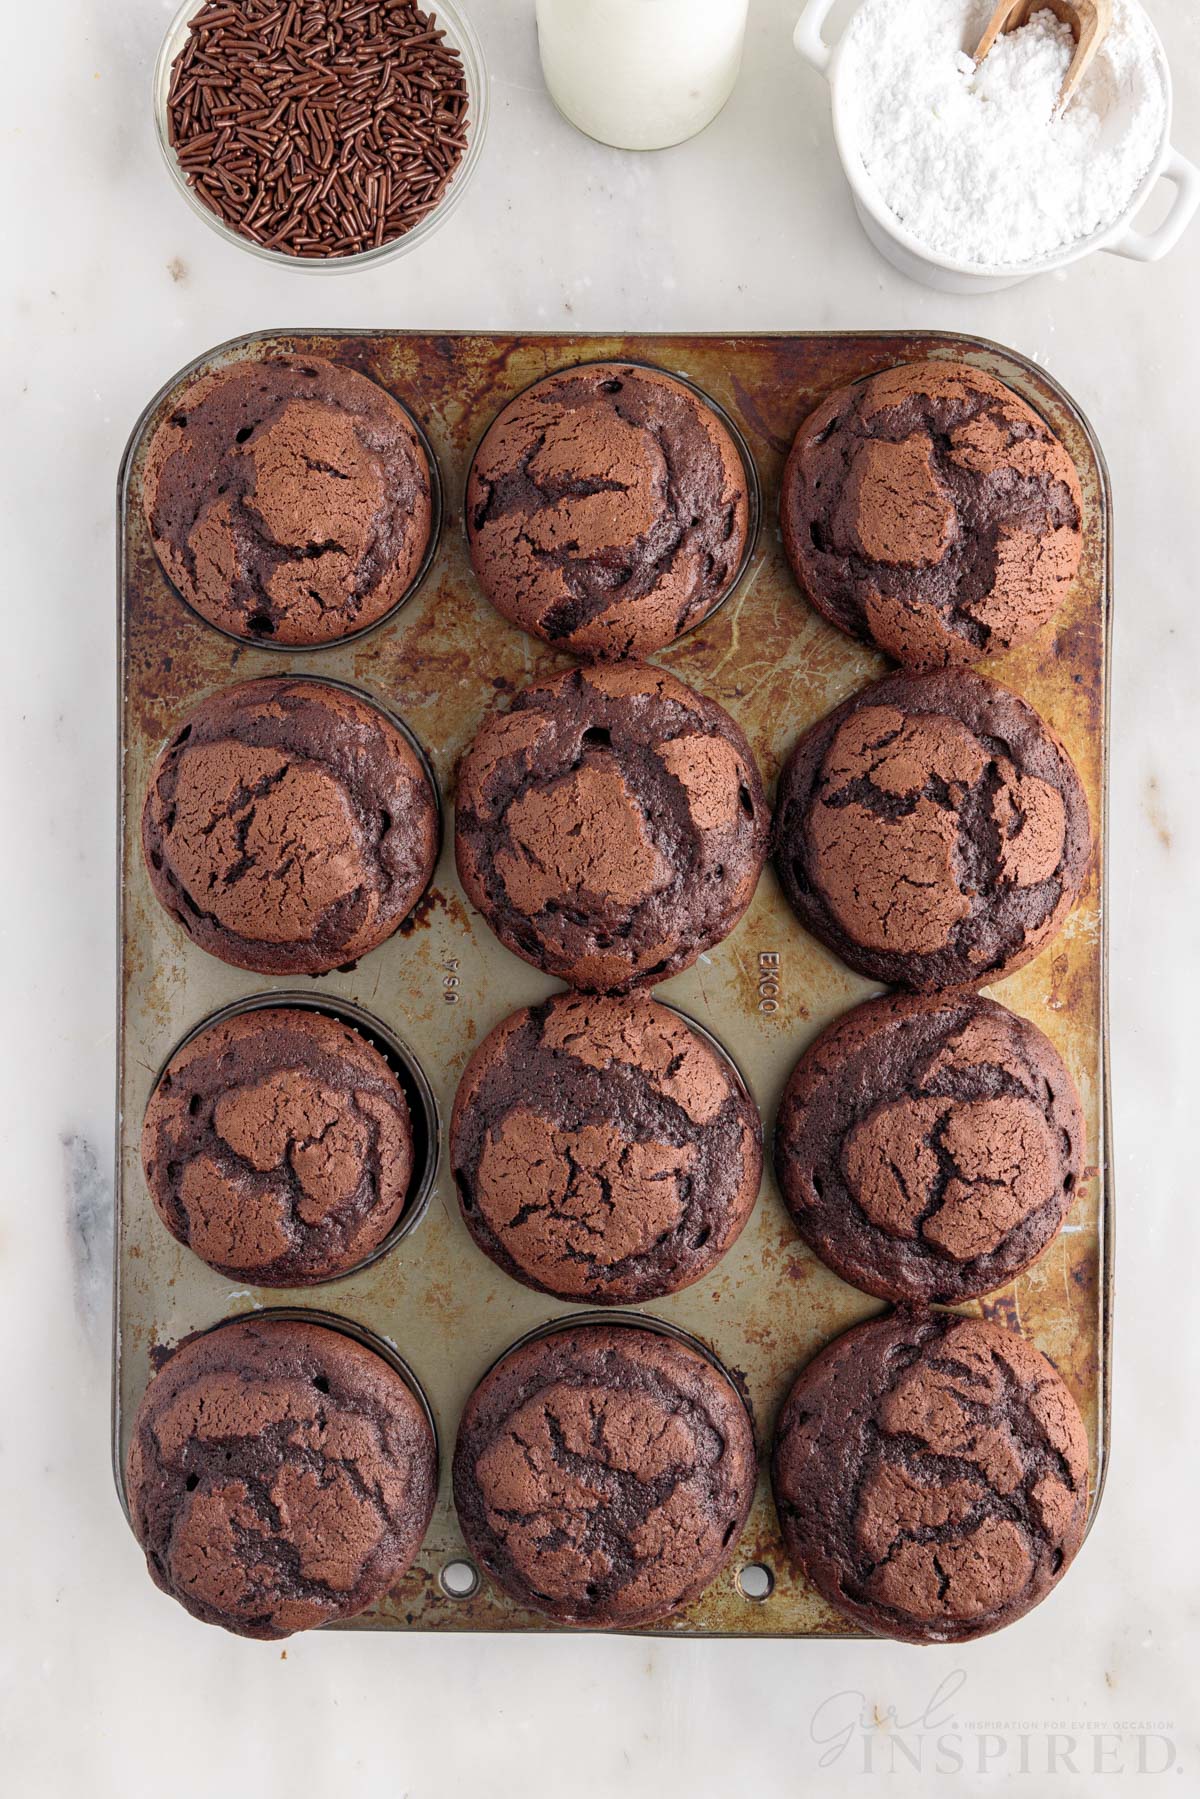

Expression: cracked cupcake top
xmin=771 ymin=668 xmax=1090 ymax=991
xmin=126 ymin=1318 xmax=436 ymax=1639
xmin=451 ymin=991 xmax=762 ymax=1303
xmin=453 ymin=1324 xmax=756 ymax=1627
xmin=455 ymin=663 xmax=768 ymax=990
xmin=775 ymin=992 xmax=1084 ymax=1304
xmin=142 ymin=355 xmax=433 ymax=647
xmin=143 ymin=1007 xmax=415 ymax=1286
xmin=780 ymin=360 xmax=1083 ymax=671
xmin=466 ymin=363 xmax=750 ymax=660
xmin=772 ymin=1308 xmax=1088 ymax=1643
xmin=141 ymin=677 xmax=438 ymax=975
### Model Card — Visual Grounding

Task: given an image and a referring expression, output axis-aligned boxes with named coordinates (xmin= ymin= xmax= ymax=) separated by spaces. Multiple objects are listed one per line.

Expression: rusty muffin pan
xmin=114 ymin=330 xmax=1112 ymax=1638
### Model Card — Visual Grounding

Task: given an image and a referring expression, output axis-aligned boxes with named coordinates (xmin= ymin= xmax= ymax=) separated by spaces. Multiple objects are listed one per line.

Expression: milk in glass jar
xmin=535 ymin=0 xmax=750 ymax=150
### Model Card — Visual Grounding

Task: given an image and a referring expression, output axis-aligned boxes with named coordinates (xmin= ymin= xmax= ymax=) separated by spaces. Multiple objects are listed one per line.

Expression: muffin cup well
xmin=145 ymin=991 xmax=442 ymax=1281
xmin=450 ymin=994 xmax=763 ymax=1306
xmin=462 ymin=358 xmax=762 ymax=657
xmin=142 ymin=674 xmax=444 ymax=978
xmin=149 ymin=377 xmax=444 ymax=655
xmin=453 ymin=1310 xmax=760 ymax=1626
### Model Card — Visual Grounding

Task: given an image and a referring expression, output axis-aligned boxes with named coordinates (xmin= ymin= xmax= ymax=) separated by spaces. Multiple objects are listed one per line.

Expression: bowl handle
xmin=1104 ymin=147 xmax=1200 ymax=263
xmin=793 ymin=0 xmax=845 ymax=77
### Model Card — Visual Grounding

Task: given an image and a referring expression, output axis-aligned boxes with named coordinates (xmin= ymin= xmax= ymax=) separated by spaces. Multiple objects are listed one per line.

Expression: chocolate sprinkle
xmin=166 ymin=0 xmax=471 ymax=259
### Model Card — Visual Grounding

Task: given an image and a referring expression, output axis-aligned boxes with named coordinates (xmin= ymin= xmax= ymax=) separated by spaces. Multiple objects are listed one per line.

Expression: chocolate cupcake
xmin=141 ymin=677 xmax=438 ymax=975
xmin=771 ymin=668 xmax=1090 ymax=991
xmin=774 ymin=993 xmax=1084 ymax=1304
xmin=466 ymin=363 xmax=750 ymax=660
xmin=781 ymin=360 xmax=1083 ymax=670
xmin=454 ymin=1324 xmax=756 ymax=1627
xmin=772 ymin=1309 xmax=1089 ymax=1643
xmin=143 ymin=1007 xmax=417 ymax=1286
xmin=451 ymin=991 xmax=762 ymax=1303
xmin=126 ymin=1317 xmax=436 ymax=1639
xmin=143 ymin=355 xmax=433 ymax=647
xmin=455 ymin=663 xmax=768 ymax=991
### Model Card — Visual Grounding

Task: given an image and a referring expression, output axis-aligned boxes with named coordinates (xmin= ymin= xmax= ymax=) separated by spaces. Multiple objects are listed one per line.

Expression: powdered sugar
xmin=841 ymin=0 xmax=1167 ymax=267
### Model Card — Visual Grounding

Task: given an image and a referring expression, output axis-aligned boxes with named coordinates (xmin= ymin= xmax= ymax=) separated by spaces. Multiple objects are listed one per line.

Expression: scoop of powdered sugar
xmin=841 ymin=0 xmax=1167 ymax=266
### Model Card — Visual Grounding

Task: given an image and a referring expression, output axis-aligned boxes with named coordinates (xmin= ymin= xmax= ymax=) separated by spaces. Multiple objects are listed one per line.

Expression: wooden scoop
xmin=973 ymin=0 xmax=1113 ymax=113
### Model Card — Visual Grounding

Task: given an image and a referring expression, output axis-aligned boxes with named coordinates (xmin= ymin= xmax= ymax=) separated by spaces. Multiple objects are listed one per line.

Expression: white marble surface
xmin=2 ymin=1 xmax=1199 ymax=1792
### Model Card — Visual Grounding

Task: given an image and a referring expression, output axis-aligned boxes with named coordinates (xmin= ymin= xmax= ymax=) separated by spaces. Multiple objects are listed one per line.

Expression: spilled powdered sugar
xmin=841 ymin=0 xmax=1167 ymax=266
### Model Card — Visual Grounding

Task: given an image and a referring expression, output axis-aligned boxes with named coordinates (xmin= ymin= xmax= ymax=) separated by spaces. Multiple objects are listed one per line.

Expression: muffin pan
xmin=114 ymin=329 xmax=1112 ymax=1637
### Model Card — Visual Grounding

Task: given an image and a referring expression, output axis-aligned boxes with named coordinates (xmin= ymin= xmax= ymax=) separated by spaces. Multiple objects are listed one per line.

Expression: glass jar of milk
xmin=536 ymin=0 xmax=750 ymax=150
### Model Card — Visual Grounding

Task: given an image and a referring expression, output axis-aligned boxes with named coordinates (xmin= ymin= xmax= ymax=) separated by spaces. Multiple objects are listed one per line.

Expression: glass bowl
xmin=153 ymin=0 xmax=490 ymax=273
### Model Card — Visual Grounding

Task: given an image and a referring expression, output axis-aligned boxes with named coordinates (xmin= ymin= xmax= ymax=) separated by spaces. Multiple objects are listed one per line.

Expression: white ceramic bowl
xmin=154 ymin=0 xmax=490 ymax=273
xmin=793 ymin=0 xmax=1199 ymax=293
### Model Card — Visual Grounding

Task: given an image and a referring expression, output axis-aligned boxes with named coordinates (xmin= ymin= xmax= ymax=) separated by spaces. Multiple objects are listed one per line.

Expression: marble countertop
xmin=3 ymin=1 xmax=1198 ymax=1792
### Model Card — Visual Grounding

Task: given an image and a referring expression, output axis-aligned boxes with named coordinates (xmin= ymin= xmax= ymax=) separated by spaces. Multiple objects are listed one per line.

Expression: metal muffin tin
xmin=115 ymin=330 xmax=1112 ymax=1638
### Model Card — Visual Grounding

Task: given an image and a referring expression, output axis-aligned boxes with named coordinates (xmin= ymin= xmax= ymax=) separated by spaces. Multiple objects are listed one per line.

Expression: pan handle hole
xmin=737 ymin=1563 xmax=774 ymax=1601
xmin=440 ymin=1560 xmax=479 ymax=1600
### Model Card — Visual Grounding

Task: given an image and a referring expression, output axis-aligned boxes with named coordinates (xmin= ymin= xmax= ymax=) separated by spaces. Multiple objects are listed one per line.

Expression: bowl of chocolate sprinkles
xmin=154 ymin=0 xmax=487 ymax=268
